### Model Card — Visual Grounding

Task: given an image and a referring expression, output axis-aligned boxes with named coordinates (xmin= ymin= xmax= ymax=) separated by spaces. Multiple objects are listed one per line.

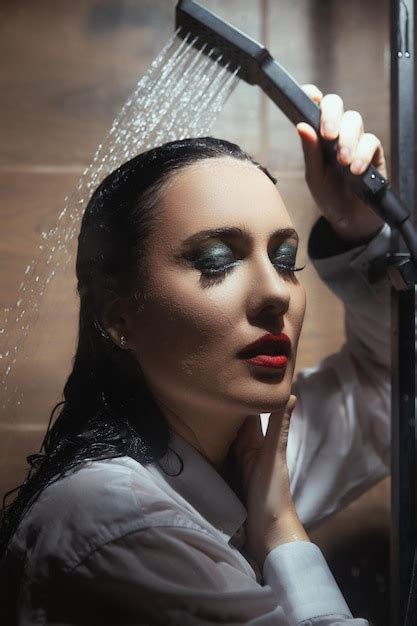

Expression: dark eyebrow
xmin=270 ymin=228 xmax=299 ymax=243
xmin=180 ymin=227 xmax=248 ymax=250
xmin=180 ymin=226 xmax=299 ymax=252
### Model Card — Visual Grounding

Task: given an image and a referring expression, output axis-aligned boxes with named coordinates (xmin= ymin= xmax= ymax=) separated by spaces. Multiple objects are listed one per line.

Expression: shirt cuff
xmin=263 ymin=541 xmax=352 ymax=624
xmin=309 ymin=221 xmax=391 ymax=305
xmin=308 ymin=216 xmax=385 ymax=260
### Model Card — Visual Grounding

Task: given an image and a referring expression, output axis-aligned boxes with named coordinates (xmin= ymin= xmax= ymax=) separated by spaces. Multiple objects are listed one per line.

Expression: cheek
xmin=129 ymin=271 xmax=239 ymax=378
xmin=290 ymin=283 xmax=306 ymax=345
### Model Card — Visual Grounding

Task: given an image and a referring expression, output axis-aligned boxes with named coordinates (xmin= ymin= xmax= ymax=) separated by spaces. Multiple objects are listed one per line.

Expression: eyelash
xmin=275 ymin=263 xmax=305 ymax=274
xmin=199 ymin=260 xmax=305 ymax=282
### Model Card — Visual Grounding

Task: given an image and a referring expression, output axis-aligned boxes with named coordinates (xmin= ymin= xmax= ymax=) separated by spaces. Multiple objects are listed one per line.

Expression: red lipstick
xmin=238 ymin=333 xmax=291 ymax=369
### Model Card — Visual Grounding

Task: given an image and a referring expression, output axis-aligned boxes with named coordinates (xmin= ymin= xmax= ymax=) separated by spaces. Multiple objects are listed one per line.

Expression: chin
xmin=235 ymin=381 xmax=293 ymax=414
xmin=251 ymin=396 xmax=291 ymax=414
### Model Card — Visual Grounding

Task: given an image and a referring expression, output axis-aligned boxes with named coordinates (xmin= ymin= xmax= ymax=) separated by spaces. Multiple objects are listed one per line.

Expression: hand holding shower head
xmin=176 ymin=0 xmax=416 ymax=266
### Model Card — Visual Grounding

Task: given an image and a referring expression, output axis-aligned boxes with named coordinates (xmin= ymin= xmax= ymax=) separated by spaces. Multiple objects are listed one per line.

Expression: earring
xmin=120 ymin=335 xmax=127 ymax=347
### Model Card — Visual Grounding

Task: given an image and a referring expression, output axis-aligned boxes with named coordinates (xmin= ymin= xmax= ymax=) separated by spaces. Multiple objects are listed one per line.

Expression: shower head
xmin=176 ymin=0 xmax=270 ymax=86
xmin=175 ymin=0 xmax=323 ymax=129
xmin=175 ymin=0 xmax=416 ymax=263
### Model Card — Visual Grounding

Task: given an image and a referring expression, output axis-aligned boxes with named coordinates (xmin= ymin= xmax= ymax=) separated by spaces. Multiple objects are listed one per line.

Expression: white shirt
xmin=1 ymin=224 xmax=391 ymax=625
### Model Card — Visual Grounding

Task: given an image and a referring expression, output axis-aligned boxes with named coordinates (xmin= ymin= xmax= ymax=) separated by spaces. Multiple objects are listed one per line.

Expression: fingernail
xmin=351 ymin=159 xmax=364 ymax=174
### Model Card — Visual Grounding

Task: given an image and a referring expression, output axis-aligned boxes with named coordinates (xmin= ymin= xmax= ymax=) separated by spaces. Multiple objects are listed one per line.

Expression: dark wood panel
xmin=0 ymin=427 xmax=46 ymax=498
xmin=0 ymin=0 xmax=266 ymax=167
xmin=265 ymin=0 xmax=390 ymax=171
xmin=0 ymin=0 xmax=174 ymax=166
xmin=312 ymin=478 xmax=390 ymax=624
xmin=0 ymin=171 xmax=81 ymax=303
xmin=0 ymin=171 xmax=80 ymax=477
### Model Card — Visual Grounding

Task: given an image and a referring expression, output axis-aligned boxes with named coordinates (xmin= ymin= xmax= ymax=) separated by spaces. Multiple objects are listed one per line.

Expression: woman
xmin=0 ymin=88 xmax=390 ymax=625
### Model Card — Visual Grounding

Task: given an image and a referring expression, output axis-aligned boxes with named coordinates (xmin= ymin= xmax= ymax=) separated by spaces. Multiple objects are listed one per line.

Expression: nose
xmin=246 ymin=255 xmax=291 ymax=326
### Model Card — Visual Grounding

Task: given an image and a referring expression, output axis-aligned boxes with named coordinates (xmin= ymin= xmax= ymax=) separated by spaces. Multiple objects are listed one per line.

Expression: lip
xmin=238 ymin=333 xmax=292 ymax=369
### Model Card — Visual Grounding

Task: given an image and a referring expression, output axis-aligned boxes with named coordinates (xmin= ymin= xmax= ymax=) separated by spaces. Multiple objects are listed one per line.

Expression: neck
xmin=153 ymin=395 xmax=247 ymax=470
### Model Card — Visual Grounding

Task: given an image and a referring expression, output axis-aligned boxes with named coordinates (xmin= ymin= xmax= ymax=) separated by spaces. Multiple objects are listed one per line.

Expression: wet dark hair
xmin=0 ymin=136 xmax=276 ymax=556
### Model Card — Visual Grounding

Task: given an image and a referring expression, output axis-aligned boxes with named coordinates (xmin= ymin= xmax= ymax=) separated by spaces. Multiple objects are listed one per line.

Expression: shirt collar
xmin=148 ymin=431 xmax=247 ymax=542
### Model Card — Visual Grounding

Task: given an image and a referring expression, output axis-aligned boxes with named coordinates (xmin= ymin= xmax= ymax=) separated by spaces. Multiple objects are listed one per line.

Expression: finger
xmin=319 ymin=93 xmax=344 ymax=140
xmin=276 ymin=395 xmax=297 ymax=456
xmin=350 ymin=132 xmax=386 ymax=176
xmin=296 ymin=121 xmax=317 ymax=144
xmin=337 ymin=110 xmax=364 ymax=166
xmin=296 ymin=123 xmax=325 ymax=185
xmin=301 ymin=83 xmax=323 ymax=105
xmin=232 ymin=415 xmax=263 ymax=460
xmin=264 ymin=395 xmax=297 ymax=455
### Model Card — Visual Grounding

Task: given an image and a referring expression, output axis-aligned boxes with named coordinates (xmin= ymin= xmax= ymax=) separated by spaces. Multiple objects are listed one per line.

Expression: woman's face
xmin=124 ymin=157 xmax=306 ymax=417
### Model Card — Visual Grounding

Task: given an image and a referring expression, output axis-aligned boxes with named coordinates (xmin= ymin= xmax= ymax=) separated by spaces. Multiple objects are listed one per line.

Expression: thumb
xmin=296 ymin=122 xmax=325 ymax=185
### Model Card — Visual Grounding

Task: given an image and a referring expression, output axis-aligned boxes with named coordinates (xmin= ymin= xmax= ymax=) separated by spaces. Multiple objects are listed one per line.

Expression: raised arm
xmin=289 ymin=221 xmax=391 ymax=527
xmin=287 ymin=87 xmax=391 ymax=527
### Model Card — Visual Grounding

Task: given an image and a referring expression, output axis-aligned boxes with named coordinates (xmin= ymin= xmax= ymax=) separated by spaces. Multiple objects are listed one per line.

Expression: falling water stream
xmin=0 ymin=31 xmax=240 ymax=467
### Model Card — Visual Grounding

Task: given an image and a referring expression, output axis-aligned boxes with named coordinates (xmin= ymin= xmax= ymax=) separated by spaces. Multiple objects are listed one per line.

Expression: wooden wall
xmin=0 ymin=1 xmax=390 ymax=622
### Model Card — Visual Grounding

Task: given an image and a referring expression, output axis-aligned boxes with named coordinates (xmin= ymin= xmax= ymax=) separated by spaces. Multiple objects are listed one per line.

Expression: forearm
xmin=287 ymin=219 xmax=391 ymax=526
xmin=309 ymin=216 xmax=391 ymax=369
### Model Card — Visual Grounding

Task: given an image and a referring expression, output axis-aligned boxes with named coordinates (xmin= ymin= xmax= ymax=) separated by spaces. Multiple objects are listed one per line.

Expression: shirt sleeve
xmin=287 ymin=219 xmax=392 ymax=528
xmin=54 ymin=523 xmax=367 ymax=625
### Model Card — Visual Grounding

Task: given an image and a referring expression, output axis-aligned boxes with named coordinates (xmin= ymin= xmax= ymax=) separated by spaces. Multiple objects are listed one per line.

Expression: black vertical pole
xmin=390 ymin=1 xmax=416 ymax=624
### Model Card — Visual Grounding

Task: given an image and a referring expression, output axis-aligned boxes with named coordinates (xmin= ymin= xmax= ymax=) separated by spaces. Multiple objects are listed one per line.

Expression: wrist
xmin=329 ymin=216 xmax=385 ymax=245
xmin=309 ymin=215 xmax=385 ymax=261
xmin=262 ymin=512 xmax=310 ymax=563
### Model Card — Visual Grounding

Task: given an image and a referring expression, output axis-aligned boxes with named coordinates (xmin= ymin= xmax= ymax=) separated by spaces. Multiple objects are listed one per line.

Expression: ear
xmin=100 ymin=289 xmax=132 ymax=348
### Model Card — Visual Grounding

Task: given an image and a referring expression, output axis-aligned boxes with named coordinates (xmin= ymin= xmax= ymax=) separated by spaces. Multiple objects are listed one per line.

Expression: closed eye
xmin=270 ymin=242 xmax=305 ymax=275
xmin=181 ymin=236 xmax=305 ymax=287
xmin=192 ymin=242 xmax=237 ymax=274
